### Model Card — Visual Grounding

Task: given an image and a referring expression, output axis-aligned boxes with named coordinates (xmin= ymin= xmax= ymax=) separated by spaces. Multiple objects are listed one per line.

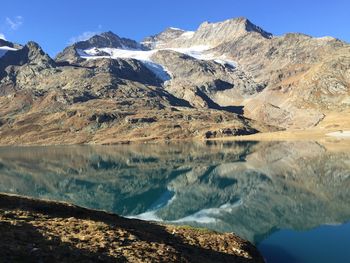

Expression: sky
xmin=0 ymin=0 xmax=349 ymax=56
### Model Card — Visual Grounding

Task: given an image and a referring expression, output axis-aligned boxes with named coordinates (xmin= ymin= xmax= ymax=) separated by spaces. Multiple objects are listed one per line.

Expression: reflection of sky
xmin=259 ymin=222 xmax=350 ymax=263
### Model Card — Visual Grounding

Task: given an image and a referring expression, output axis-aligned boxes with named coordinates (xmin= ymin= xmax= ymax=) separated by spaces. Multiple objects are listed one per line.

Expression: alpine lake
xmin=1 ymin=140 xmax=349 ymax=263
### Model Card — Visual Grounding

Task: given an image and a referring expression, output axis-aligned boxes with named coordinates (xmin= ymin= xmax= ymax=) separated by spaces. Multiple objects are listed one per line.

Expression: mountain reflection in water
xmin=0 ymin=141 xmax=349 ymax=246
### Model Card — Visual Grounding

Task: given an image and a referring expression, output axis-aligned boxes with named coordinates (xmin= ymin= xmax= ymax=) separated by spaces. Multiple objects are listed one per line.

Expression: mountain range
xmin=0 ymin=17 xmax=349 ymax=145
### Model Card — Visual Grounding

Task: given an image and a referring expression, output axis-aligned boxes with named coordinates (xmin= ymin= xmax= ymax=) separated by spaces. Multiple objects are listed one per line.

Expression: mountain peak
xmin=142 ymin=17 xmax=273 ymax=49
xmin=55 ymin=31 xmax=144 ymax=64
xmin=26 ymin=41 xmax=42 ymax=51
xmin=70 ymin=31 xmax=142 ymax=51
xmin=198 ymin=17 xmax=272 ymax=39
xmin=243 ymin=18 xmax=272 ymax=38
xmin=99 ymin=31 xmax=120 ymax=40
xmin=142 ymin=27 xmax=188 ymax=49
xmin=101 ymin=30 xmax=116 ymax=35
xmin=0 ymin=41 xmax=55 ymax=72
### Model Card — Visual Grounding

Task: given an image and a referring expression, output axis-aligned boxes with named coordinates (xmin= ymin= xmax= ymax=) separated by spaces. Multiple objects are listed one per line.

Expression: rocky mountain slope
xmin=0 ymin=17 xmax=349 ymax=145
xmin=141 ymin=17 xmax=350 ymax=129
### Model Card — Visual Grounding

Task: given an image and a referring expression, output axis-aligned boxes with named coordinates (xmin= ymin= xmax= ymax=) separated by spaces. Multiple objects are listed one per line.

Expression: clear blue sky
xmin=1 ymin=0 xmax=349 ymax=56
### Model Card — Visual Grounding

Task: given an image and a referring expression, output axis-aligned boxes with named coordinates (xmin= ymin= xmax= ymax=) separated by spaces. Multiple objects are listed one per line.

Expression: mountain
xmin=0 ymin=17 xmax=349 ymax=145
xmin=142 ymin=27 xmax=187 ymax=49
xmin=142 ymin=17 xmax=272 ymax=49
xmin=140 ymin=17 xmax=350 ymax=129
xmin=56 ymin=31 xmax=145 ymax=64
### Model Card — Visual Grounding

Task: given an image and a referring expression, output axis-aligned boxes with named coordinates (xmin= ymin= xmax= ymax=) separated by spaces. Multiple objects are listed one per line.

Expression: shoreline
xmin=0 ymin=129 xmax=349 ymax=147
xmin=1 ymin=108 xmax=349 ymax=147
xmin=0 ymin=193 xmax=264 ymax=263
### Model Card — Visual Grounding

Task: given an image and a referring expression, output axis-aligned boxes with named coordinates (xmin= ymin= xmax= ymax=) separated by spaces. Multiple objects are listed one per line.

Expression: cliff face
xmin=0 ymin=17 xmax=349 ymax=144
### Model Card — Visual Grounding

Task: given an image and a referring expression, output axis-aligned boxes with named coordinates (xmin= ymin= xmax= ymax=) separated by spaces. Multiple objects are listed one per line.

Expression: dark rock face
xmin=0 ymin=41 xmax=55 ymax=70
xmin=204 ymin=127 xmax=258 ymax=139
xmin=126 ymin=116 xmax=157 ymax=124
xmin=81 ymin=58 xmax=162 ymax=86
xmin=0 ymin=42 xmax=56 ymax=91
xmin=0 ymin=39 xmax=14 ymax=48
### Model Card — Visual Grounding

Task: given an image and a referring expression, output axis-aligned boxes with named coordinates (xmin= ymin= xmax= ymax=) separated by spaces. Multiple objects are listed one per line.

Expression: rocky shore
xmin=0 ymin=193 xmax=264 ymax=263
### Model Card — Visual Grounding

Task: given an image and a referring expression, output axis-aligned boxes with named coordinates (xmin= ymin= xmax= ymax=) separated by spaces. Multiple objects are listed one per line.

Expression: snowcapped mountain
xmin=0 ymin=17 xmax=349 ymax=145
xmin=55 ymin=31 xmax=145 ymax=64
xmin=142 ymin=27 xmax=189 ymax=49
xmin=142 ymin=17 xmax=272 ymax=49
xmin=56 ymin=23 xmax=241 ymax=86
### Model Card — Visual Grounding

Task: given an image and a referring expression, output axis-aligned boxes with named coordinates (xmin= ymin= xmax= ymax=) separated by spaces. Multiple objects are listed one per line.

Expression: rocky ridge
xmin=0 ymin=17 xmax=349 ymax=144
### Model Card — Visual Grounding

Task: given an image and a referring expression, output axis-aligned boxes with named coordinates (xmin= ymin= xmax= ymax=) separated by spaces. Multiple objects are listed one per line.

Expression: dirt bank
xmin=0 ymin=193 xmax=264 ymax=263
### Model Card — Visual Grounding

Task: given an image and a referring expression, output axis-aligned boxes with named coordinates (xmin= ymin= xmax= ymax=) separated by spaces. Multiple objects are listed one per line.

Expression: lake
xmin=0 ymin=141 xmax=349 ymax=263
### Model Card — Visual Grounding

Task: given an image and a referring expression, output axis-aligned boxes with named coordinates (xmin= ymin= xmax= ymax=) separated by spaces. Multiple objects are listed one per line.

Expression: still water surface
xmin=0 ymin=141 xmax=349 ymax=263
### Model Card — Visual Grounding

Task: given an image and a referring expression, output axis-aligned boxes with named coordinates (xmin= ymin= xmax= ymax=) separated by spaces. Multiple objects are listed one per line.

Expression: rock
xmin=126 ymin=117 xmax=157 ymax=124
xmin=204 ymin=127 xmax=259 ymax=139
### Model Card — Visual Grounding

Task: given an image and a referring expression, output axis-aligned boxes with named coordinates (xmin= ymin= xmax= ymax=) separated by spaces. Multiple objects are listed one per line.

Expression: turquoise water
xmin=259 ymin=222 xmax=350 ymax=263
xmin=0 ymin=141 xmax=349 ymax=262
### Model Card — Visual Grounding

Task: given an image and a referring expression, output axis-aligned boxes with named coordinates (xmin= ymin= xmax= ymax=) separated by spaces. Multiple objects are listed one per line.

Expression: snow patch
xmin=0 ymin=46 xmax=18 ymax=58
xmin=128 ymin=200 xmax=242 ymax=225
xmin=80 ymin=47 xmax=171 ymax=81
xmin=326 ymin=131 xmax=350 ymax=138
xmin=180 ymin=31 xmax=195 ymax=39
xmin=127 ymin=211 xmax=162 ymax=221
xmin=172 ymin=201 xmax=242 ymax=224
xmin=127 ymin=192 xmax=176 ymax=222
xmin=144 ymin=63 xmax=170 ymax=81
xmin=167 ymin=45 xmax=210 ymax=59
xmin=82 ymin=47 xmax=157 ymax=60
xmin=168 ymin=46 xmax=236 ymax=67
xmin=78 ymin=44 xmax=236 ymax=82
xmin=169 ymin=27 xmax=184 ymax=31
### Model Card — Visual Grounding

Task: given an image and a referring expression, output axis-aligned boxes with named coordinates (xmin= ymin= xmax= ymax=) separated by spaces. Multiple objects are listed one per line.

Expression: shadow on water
xmin=259 ymin=244 xmax=299 ymax=263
